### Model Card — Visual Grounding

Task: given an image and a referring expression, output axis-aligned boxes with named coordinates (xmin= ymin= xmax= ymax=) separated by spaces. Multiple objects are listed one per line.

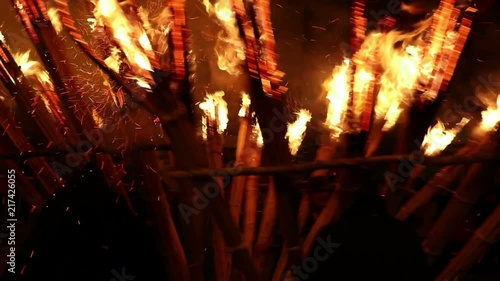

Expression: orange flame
xmin=203 ymin=0 xmax=246 ymax=75
xmin=324 ymin=59 xmax=351 ymax=138
xmin=479 ymin=95 xmax=500 ymax=132
xmin=238 ymin=92 xmax=251 ymax=117
xmin=252 ymin=120 xmax=264 ymax=148
xmin=92 ymin=0 xmax=154 ymax=81
xmin=199 ymin=91 xmax=229 ymax=135
xmin=47 ymin=7 xmax=63 ymax=34
xmin=286 ymin=109 xmax=312 ymax=155
xmin=421 ymin=118 xmax=470 ymax=156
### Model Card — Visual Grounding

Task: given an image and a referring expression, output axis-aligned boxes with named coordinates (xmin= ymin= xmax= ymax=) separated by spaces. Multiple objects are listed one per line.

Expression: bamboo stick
xmin=297 ymin=190 xmax=310 ymax=234
xmin=298 ymin=134 xmax=336 ymax=237
xmin=395 ymin=164 xmax=466 ymax=222
xmin=244 ymin=144 xmax=262 ymax=254
xmin=435 ymin=204 xmax=500 ymax=281
xmin=400 ymin=138 xmax=474 ymax=193
xmin=151 ymin=79 xmax=258 ymax=280
xmin=311 ymin=134 xmax=337 ymax=178
xmin=254 ymin=176 xmax=277 ymax=274
xmin=137 ymin=150 xmax=190 ymax=281
xmin=422 ymin=162 xmax=494 ymax=262
xmin=301 ymin=133 xmax=363 ymax=258
xmin=271 ymin=244 xmax=288 ymax=281
xmin=226 ymin=117 xmax=250 ymax=280
xmin=206 ymin=127 xmax=227 ymax=281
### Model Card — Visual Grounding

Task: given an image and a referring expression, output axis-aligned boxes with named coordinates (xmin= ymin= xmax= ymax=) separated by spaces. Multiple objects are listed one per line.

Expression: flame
xmin=13 ymin=51 xmax=66 ymax=123
xmin=0 ymin=31 xmax=5 ymax=43
xmin=48 ymin=7 xmax=63 ymax=34
xmin=479 ymin=95 xmax=500 ymax=132
xmin=199 ymin=91 xmax=229 ymax=135
xmin=421 ymin=118 xmax=470 ymax=156
xmin=286 ymin=109 xmax=312 ymax=155
xmin=92 ymin=0 xmax=154 ymax=78
xmin=13 ymin=51 xmax=54 ymax=92
xmin=203 ymin=0 xmax=246 ymax=75
xmin=137 ymin=6 xmax=172 ymax=60
xmin=377 ymin=43 xmax=423 ymax=131
xmin=252 ymin=121 xmax=264 ymax=148
xmin=201 ymin=116 xmax=208 ymax=141
xmin=104 ymin=47 xmax=122 ymax=74
xmin=324 ymin=59 xmax=351 ymax=138
xmin=238 ymin=92 xmax=251 ymax=117
xmin=88 ymin=18 xmax=97 ymax=31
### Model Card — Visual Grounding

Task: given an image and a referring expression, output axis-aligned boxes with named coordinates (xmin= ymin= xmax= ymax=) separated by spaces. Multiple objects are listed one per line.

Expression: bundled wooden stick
xmin=422 ymin=162 xmax=494 ymax=261
xmin=0 ymin=99 xmax=62 ymax=196
xmin=436 ymin=204 xmax=500 ymax=281
xmin=395 ymin=136 xmax=495 ymax=222
xmin=0 ymin=136 xmax=45 ymax=210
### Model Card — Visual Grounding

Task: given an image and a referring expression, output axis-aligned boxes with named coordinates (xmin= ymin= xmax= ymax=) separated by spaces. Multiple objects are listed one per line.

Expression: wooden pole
xmin=166 ymin=152 xmax=499 ymax=178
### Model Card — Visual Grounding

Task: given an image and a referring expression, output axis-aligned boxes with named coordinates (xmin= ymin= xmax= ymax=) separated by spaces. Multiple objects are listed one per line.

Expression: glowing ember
xmin=48 ymin=7 xmax=63 ymax=34
xmin=286 ymin=109 xmax=312 ymax=155
xmin=238 ymin=92 xmax=251 ymax=117
xmin=479 ymin=95 xmax=500 ymax=132
xmin=0 ymin=32 xmax=5 ymax=43
xmin=203 ymin=0 xmax=246 ymax=75
xmin=92 ymin=108 xmax=105 ymax=128
xmin=421 ymin=118 xmax=470 ymax=156
xmin=324 ymin=59 xmax=351 ymax=138
xmin=199 ymin=91 xmax=229 ymax=135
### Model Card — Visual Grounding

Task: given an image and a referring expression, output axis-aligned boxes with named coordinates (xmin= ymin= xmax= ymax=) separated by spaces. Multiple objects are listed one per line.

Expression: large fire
xmin=203 ymin=0 xmax=246 ymax=75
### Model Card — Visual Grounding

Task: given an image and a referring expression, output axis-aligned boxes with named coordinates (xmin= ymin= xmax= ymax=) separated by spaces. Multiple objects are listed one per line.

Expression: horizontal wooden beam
xmin=166 ymin=153 xmax=499 ymax=178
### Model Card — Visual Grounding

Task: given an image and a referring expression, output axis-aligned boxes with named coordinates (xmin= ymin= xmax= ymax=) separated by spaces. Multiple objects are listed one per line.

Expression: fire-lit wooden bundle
xmin=0 ymin=0 xmax=499 ymax=281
